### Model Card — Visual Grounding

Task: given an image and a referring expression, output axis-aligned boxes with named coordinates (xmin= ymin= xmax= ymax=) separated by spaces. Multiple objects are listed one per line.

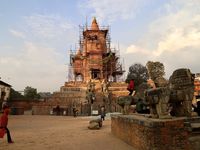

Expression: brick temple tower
xmin=69 ymin=18 xmax=124 ymax=82
xmin=32 ymin=18 xmax=128 ymax=115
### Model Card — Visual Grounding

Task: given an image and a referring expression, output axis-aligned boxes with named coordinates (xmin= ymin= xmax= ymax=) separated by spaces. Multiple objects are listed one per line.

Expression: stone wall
xmin=111 ymin=114 xmax=200 ymax=150
xmin=32 ymin=105 xmax=53 ymax=115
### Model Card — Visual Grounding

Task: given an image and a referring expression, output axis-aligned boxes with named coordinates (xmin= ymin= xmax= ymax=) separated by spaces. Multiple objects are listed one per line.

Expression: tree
xmin=24 ymin=86 xmax=40 ymax=100
xmin=9 ymin=88 xmax=25 ymax=100
xmin=146 ymin=61 xmax=165 ymax=81
xmin=146 ymin=61 xmax=168 ymax=87
xmin=126 ymin=63 xmax=149 ymax=89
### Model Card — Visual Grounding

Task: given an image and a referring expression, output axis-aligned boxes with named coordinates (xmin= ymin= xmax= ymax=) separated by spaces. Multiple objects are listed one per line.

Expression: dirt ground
xmin=0 ymin=115 xmax=134 ymax=150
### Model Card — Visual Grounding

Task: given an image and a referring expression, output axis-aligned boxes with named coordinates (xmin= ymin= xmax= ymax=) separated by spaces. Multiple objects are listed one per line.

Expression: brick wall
xmin=8 ymin=100 xmax=40 ymax=110
xmin=111 ymin=115 xmax=200 ymax=150
xmin=32 ymin=105 xmax=52 ymax=115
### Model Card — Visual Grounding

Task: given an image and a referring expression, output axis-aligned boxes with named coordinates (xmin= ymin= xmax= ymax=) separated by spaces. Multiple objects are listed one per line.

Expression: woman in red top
xmin=0 ymin=105 xmax=14 ymax=143
xmin=127 ymin=79 xmax=134 ymax=95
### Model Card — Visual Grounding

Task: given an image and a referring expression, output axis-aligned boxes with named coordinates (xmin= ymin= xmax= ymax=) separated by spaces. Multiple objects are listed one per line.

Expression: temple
xmin=32 ymin=18 xmax=128 ymax=115
xmin=69 ymin=18 xmax=124 ymax=82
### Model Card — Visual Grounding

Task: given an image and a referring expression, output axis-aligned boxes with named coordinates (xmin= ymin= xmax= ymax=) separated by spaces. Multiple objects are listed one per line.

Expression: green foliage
xmin=126 ymin=63 xmax=149 ymax=89
xmin=146 ymin=61 xmax=165 ymax=81
xmin=24 ymin=86 xmax=40 ymax=100
xmin=9 ymin=88 xmax=25 ymax=100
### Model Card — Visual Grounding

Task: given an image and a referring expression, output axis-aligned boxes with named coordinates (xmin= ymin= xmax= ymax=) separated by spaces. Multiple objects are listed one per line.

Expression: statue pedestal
xmin=111 ymin=114 xmax=200 ymax=150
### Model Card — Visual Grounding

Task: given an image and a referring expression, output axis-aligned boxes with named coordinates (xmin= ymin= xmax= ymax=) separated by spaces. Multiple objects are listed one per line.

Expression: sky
xmin=0 ymin=0 xmax=200 ymax=92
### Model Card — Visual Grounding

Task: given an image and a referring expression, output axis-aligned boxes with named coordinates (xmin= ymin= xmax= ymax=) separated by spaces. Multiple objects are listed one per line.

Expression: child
xmin=100 ymin=106 xmax=106 ymax=121
xmin=0 ymin=105 xmax=14 ymax=143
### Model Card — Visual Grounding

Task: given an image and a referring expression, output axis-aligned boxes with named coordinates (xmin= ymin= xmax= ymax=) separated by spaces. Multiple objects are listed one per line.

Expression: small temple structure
xmin=32 ymin=18 xmax=128 ymax=115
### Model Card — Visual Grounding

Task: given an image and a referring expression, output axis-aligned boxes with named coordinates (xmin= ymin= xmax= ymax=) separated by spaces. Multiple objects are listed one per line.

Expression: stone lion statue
xmin=145 ymin=68 xmax=194 ymax=118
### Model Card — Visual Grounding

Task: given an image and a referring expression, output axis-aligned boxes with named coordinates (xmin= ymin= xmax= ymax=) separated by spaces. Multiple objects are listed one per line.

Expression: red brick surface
xmin=111 ymin=115 xmax=199 ymax=150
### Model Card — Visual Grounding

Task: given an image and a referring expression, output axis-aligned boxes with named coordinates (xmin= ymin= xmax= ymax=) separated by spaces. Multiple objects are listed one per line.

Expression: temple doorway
xmin=91 ymin=69 xmax=100 ymax=79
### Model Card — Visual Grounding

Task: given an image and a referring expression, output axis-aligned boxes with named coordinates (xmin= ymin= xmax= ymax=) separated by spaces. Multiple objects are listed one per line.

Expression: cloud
xmin=154 ymin=27 xmax=200 ymax=56
xmin=1 ymin=13 xmax=78 ymax=92
xmin=79 ymin=0 xmax=147 ymax=23
xmin=124 ymin=0 xmax=200 ymax=77
xmin=10 ymin=29 xmax=26 ymax=39
xmin=149 ymin=1 xmax=200 ymax=57
xmin=126 ymin=45 xmax=150 ymax=55
xmin=0 ymin=42 xmax=66 ymax=92
xmin=23 ymin=13 xmax=76 ymax=39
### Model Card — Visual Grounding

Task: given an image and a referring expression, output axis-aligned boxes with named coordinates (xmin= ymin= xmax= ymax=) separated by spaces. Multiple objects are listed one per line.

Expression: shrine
xmin=32 ymin=18 xmax=128 ymax=116
xmin=69 ymin=17 xmax=124 ymax=82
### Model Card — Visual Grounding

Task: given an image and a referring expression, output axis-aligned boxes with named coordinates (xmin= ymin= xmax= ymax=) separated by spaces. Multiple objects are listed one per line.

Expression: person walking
xmin=0 ymin=105 xmax=14 ymax=143
xmin=100 ymin=106 xmax=106 ymax=121
xmin=73 ymin=106 xmax=78 ymax=117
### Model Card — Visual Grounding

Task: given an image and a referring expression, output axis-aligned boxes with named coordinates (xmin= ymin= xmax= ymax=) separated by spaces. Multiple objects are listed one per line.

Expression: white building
xmin=0 ymin=80 xmax=11 ymax=108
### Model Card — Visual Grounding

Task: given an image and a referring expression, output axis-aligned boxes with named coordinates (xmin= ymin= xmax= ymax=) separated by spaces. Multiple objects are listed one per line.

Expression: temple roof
xmin=91 ymin=17 xmax=99 ymax=30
